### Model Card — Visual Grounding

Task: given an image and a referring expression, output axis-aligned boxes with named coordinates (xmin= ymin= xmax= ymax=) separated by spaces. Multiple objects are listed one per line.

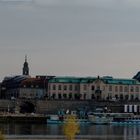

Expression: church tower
xmin=23 ymin=55 xmax=29 ymax=75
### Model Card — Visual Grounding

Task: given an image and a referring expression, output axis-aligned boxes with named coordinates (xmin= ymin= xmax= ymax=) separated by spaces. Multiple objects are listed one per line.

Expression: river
xmin=1 ymin=123 xmax=140 ymax=140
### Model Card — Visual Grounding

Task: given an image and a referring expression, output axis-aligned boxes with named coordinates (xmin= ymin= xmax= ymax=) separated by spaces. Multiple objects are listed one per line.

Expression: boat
xmin=111 ymin=113 xmax=140 ymax=124
xmin=88 ymin=113 xmax=113 ymax=124
xmin=47 ymin=115 xmax=64 ymax=124
xmin=46 ymin=114 xmax=90 ymax=124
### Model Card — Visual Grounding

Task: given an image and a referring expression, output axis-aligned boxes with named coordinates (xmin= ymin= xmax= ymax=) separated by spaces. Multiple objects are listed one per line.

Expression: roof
xmin=102 ymin=77 xmax=140 ymax=85
xmin=2 ymin=75 xmax=30 ymax=89
xmin=49 ymin=76 xmax=140 ymax=85
xmin=49 ymin=77 xmax=82 ymax=83
xmin=20 ymin=77 xmax=46 ymax=88
xmin=80 ymin=77 xmax=97 ymax=83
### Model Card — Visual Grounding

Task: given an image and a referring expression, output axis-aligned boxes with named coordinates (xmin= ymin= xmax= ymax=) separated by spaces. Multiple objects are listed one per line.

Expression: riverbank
xmin=0 ymin=114 xmax=47 ymax=123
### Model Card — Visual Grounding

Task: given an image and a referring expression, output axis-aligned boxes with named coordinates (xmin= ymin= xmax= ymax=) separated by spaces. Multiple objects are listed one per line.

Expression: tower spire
xmin=23 ymin=55 xmax=29 ymax=75
xmin=25 ymin=55 xmax=27 ymax=62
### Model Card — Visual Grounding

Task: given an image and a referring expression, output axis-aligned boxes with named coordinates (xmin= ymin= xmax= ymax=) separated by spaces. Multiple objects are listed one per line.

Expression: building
xmin=1 ymin=75 xmax=29 ymax=99
xmin=48 ymin=77 xmax=82 ymax=100
xmin=48 ymin=76 xmax=140 ymax=101
xmin=19 ymin=77 xmax=46 ymax=99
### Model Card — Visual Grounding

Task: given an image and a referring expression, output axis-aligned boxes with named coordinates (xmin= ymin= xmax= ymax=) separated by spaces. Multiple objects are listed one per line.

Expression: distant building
xmin=1 ymin=75 xmax=54 ymax=100
xmin=19 ymin=77 xmax=45 ymax=99
xmin=1 ymin=75 xmax=29 ymax=99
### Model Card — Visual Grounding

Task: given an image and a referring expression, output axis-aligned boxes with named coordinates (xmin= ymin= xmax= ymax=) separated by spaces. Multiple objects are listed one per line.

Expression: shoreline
xmin=4 ymin=135 xmax=139 ymax=140
xmin=0 ymin=114 xmax=47 ymax=123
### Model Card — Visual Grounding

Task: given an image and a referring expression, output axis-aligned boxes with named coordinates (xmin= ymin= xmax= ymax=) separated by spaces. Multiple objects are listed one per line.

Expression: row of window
xmin=83 ymin=85 xmax=140 ymax=93
xmin=50 ymin=84 xmax=79 ymax=91
xmin=23 ymin=85 xmax=39 ymax=88
xmin=49 ymin=93 xmax=140 ymax=100
xmin=21 ymin=93 xmax=39 ymax=97
xmin=50 ymin=93 xmax=82 ymax=100
xmin=49 ymin=84 xmax=140 ymax=93
xmin=108 ymin=85 xmax=140 ymax=92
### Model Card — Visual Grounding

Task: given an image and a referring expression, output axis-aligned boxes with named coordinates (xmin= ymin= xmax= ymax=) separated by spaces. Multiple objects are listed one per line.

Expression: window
xmin=63 ymin=94 xmax=67 ymax=99
xmin=97 ymin=86 xmax=100 ymax=90
xmin=125 ymin=95 xmax=129 ymax=100
xmin=75 ymin=85 xmax=79 ymax=91
xmin=135 ymin=86 xmax=139 ymax=92
xmin=58 ymin=85 xmax=61 ymax=90
xmin=115 ymin=94 xmax=118 ymax=99
xmin=52 ymin=94 xmax=56 ymax=99
xmin=120 ymin=94 xmax=124 ymax=100
xmin=53 ymin=85 xmax=56 ymax=90
xmin=124 ymin=86 xmax=128 ymax=92
xmin=109 ymin=85 xmax=112 ymax=92
xmin=119 ymin=86 xmax=123 ymax=92
xmin=130 ymin=95 xmax=134 ymax=100
xmin=91 ymin=94 xmax=95 ymax=99
xmin=64 ymin=85 xmax=67 ymax=90
xmin=48 ymin=85 xmax=50 ymax=90
xmin=91 ymin=85 xmax=94 ymax=91
xmin=58 ymin=94 xmax=61 ymax=99
xmin=69 ymin=85 xmax=72 ymax=91
xmin=69 ymin=93 xmax=72 ymax=99
xmin=84 ymin=94 xmax=86 ymax=99
xmin=130 ymin=86 xmax=134 ymax=92
xmin=115 ymin=86 xmax=118 ymax=92
xmin=84 ymin=85 xmax=87 ymax=90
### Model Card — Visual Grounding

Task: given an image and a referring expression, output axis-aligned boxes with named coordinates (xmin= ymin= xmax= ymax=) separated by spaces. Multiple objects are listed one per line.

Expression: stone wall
xmin=36 ymin=100 xmax=133 ymax=114
xmin=36 ymin=100 xmax=90 ymax=114
xmin=1 ymin=99 xmax=140 ymax=114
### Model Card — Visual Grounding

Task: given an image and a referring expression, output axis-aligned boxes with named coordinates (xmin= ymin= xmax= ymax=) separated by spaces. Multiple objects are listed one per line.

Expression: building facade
xmin=48 ymin=77 xmax=81 ymax=100
xmin=48 ymin=76 xmax=140 ymax=101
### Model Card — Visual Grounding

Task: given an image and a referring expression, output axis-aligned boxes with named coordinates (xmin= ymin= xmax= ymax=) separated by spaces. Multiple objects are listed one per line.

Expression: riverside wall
xmin=0 ymin=99 xmax=140 ymax=114
xmin=36 ymin=100 xmax=127 ymax=114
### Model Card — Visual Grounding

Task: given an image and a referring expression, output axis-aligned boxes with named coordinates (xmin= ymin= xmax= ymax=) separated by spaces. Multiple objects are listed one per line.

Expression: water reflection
xmin=1 ymin=123 xmax=140 ymax=139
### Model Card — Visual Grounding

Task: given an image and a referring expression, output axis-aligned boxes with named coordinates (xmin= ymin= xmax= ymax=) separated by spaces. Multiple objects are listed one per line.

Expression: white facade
xmin=48 ymin=77 xmax=140 ymax=101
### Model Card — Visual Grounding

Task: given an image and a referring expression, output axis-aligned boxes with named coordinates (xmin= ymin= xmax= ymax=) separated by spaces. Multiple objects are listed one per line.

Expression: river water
xmin=1 ymin=123 xmax=140 ymax=139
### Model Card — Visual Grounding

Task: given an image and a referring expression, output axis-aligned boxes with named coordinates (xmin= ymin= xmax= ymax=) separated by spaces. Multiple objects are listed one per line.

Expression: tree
xmin=63 ymin=115 xmax=80 ymax=140
xmin=0 ymin=131 xmax=4 ymax=140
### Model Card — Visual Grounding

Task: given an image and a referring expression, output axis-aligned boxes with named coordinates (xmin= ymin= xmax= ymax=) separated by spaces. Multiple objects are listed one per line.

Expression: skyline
xmin=0 ymin=0 xmax=140 ymax=80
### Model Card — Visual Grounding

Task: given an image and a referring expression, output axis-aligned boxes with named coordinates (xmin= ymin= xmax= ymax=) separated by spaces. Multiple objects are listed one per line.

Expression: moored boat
xmin=47 ymin=114 xmax=90 ymax=124
xmin=112 ymin=114 xmax=140 ymax=124
xmin=88 ymin=113 xmax=113 ymax=124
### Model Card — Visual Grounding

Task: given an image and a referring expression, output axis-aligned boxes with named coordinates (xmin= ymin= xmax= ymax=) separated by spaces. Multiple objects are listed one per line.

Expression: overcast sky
xmin=0 ymin=0 xmax=140 ymax=80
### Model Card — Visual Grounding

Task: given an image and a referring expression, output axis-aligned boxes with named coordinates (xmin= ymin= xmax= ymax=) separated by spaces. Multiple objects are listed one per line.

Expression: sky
xmin=0 ymin=0 xmax=140 ymax=80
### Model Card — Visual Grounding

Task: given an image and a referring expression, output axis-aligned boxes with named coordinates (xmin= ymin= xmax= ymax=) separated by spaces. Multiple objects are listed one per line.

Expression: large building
xmin=48 ymin=76 xmax=140 ymax=101
xmin=1 ymin=56 xmax=140 ymax=101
